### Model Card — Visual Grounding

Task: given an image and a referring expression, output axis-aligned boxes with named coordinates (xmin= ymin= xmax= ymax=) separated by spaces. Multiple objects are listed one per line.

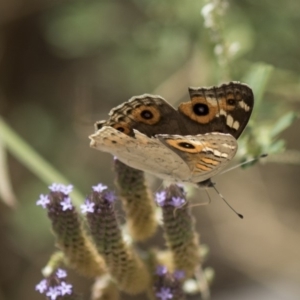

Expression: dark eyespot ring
xmin=178 ymin=142 xmax=195 ymax=149
xmin=116 ymin=127 xmax=125 ymax=132
xmin=193 ymin=103 xmax=209 ymax=116
xmin=227 ymin=98 xmax=236 ymax=105
xmin=141 ymin=109 xmax=153 ymax=119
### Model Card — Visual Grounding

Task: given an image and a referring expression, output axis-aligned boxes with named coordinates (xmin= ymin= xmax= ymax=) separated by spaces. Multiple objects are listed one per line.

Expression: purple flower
xmin=155 ymin=191 xmax=166 ymax=207
xmin=36 ymin=194 xmax=50 ymax=209
xmin=46 ymin=286 xmax=61 ymax=300
xmin=35 ymin=279 xmax=48 ymax=293
xmin=49 ymin=183 xmax=73 ymax=194
xmin=92 ymin=183 xmax=107 ymax=193
xmin=170 ymin=196 xmax=185 ymax=207
xmin=80 ymin=199 xmax=95 ymax=214
xmin=173 ymin=270 xmax=185 ymax=280
xmin=56 ymin=269 xmax=67 ymax=279
xmin=105 ymin=191 xmax=116 ymax=203
xmin=59 ymin=281 xmax=72 ymax=296
xmin=60 ymin=184 xmax=73 ymax=194
xmin=60 ymin=197 xmax=73 ymax=211
xmin=48 ymin=183 xmax=62 ymax=192
xmin=156 ymin=265 xmax=168 ymax=276
xmin=156 ymin=287 xmax=173 ymax=300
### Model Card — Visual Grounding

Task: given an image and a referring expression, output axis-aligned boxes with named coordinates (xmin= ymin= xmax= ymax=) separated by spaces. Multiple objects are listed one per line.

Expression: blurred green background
xmin=0 ymin=0 xmax=300 ymax=299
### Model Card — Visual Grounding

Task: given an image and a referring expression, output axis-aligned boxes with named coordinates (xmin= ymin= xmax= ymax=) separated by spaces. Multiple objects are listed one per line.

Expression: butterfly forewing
xmin=95 ymin=82 xmax=253 ymax=139
xmin=178 ymin=82 xmax=254 ymax=138
xmin=100 ymin=94 xmax=182 ymax=137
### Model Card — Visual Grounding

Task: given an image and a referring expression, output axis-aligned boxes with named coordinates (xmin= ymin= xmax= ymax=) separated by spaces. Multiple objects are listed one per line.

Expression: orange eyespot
xmin=165 ymin=139 xmax=212 ymax=154
xmin=112 ymin=123 xmax=132 ymax=136
xmin=116 ymin=127 xmax=125 ymax=132
xmin=179 ymin=97 xmax=216 ymax=124
xmin=131 ymin=105 xmax=161 ymax=125
xmin=193 ymin=103 xmax=209 ymax=116
xmin=227 ymin=98 xmax=236 ymax=106
xmin=140 ymin=109 xmax=153 ymax=119
xmin=178 ymin=142 xmax=196 ymax=149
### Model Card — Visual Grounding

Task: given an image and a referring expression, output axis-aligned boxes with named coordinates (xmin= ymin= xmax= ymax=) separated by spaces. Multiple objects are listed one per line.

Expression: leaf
xmin=268 ymin=139 xmax=286 ymax=154
xmin=269 ymin=111 xmax=298 ymax=138
xmin=242 ymin=63 xmax=274 ymax=106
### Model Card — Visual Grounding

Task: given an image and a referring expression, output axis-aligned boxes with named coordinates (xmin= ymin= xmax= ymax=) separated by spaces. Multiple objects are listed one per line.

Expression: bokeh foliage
xmin=0 ymin=0 xmax=300 ymax=299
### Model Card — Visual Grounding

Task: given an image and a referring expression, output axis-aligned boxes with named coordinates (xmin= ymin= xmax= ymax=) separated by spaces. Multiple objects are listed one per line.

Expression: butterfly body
xmin=90 ymin=82 xmax=254 ymax=186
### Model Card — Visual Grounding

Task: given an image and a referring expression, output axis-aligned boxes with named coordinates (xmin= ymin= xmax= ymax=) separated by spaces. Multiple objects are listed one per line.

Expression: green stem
xmin=0 ymin=116 xmax=84 ymax=205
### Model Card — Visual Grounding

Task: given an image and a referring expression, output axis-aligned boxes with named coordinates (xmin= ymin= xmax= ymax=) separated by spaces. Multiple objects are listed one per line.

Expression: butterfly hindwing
xmin=90 ymin=126 xmax=237 ymax=183
xmin=157 ymin=133 xmax=237 ymax=182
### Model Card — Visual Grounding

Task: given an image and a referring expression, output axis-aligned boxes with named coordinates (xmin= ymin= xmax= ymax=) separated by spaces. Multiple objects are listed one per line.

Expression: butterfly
xmin=89 ymin=82 xmax=254 ymax=188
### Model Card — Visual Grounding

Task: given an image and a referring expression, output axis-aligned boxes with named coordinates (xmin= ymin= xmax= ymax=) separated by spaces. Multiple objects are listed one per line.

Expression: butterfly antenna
xmin=211 ymin=184 xmax=244 ymax=219
xmin=219 ymin=153 xmax=268 ymax=176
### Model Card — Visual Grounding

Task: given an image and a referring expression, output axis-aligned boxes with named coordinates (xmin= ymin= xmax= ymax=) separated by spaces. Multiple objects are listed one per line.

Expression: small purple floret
xmin=156 ymin=265 xmax=168 ymax=276
xmin=105 ymin=191 xmax=116 ymax=203
xmin=59 ymin=281 xmax=72 ymax=296
xmin=155 ymin=191 xmax=166 ymax=207
xmin=46 ymin=286 xmax=61 ymax=300
xmin=170 ymin=196 xmax=185 ymax=207
xmin=80 ymin=199 xmax=95 ymax=214
xmin=60 ymin=184 xmax=73 ymax=194
xmin=48 ymin=183 xmax=62 ymax=192
xmin=49 ymin=183 xmax=73 ymax=194
xmin=56 ymin=268 xmax=67 ymax=278
xmin=173 ymin=270 xmax=185 ymax=280
xmin=35 ymin=279 xmax=48 ymax=293
xmin=156 ymin=287 xmax=173 ymax=300
xmin=36 ymin=194 xmax=50 ymax=209
xmin=60 ymin=197 xmax=73 ymax=211
xmin=92 ymin=183 xmax=107 ymax=193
